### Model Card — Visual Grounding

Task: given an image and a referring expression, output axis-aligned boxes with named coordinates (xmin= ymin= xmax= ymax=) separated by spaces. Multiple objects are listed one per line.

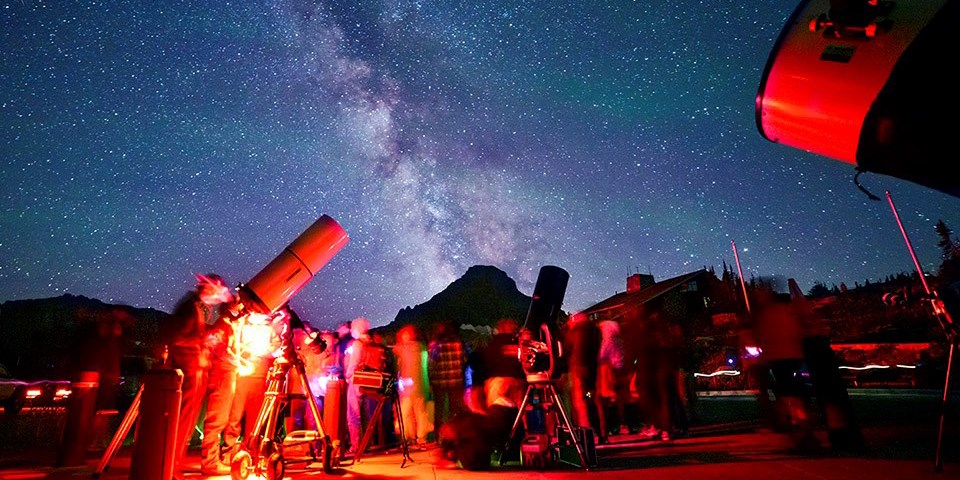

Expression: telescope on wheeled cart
xmin=228 ymin=214 xmax=350 ymax=479
xmin=229 ymin=324 xmax=336 ymax=480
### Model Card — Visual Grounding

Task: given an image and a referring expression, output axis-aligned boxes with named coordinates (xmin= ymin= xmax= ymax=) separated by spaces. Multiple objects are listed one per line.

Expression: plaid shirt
xmin=428 ymin=339 xmax=465 ymax=390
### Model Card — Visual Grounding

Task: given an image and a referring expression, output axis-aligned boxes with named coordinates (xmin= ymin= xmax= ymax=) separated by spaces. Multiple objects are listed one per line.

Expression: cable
xmin=854 ymin=167 xmax=881 ymax=201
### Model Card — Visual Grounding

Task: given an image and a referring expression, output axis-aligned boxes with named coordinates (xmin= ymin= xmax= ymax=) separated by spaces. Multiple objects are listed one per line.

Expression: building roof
xmin=580 ymin=269 xmax=711 ymax=321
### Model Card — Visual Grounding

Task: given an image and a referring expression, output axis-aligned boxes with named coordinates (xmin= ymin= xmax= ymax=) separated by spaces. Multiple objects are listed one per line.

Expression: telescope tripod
xmin=499 ymin=381 xmax=588 ymax=469
xmin=931 ymin=300 xmax=958 ymax=473
xmin=230 ymin=352 xmax=335 ymax=480
xmin=886 ymin=190 xmax=959 ymax=473
xmin=349 ymin=377 xmax=413 ymax=468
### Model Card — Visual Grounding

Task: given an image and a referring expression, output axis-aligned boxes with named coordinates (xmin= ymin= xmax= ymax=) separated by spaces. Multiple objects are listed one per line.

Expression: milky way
xmin=3 ymin=1 xmax=959 ymax=330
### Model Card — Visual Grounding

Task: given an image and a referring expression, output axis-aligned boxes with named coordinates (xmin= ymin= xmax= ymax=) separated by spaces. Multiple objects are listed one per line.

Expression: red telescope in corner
xmin=238 ymin=215 xmax=349 ymax=315
xmin=756 ymin=0 xmax=959 ymax=197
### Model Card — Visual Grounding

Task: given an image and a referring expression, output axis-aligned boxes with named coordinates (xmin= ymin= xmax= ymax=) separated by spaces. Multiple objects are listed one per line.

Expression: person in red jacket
xmin=160 ymin=273 xmax=234 ymax=480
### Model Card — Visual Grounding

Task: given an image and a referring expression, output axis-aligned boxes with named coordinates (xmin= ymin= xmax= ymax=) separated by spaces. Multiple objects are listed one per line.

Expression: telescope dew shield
xmin=756 ymin=0 xmax=959 ymax=196
xmin=240 ymin=215 xmax=349 ymax=315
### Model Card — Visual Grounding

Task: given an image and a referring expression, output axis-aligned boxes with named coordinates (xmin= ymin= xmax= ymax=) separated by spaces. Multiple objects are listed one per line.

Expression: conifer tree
xmin=935 ymin=219 xmax=960 ymax=282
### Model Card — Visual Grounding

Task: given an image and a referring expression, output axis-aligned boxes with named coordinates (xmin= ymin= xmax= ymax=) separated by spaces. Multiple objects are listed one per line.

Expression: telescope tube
xmin=755 ymin=0 xmax=958 ymax=196
xmin=522 ymin=265 xmax=570 ymax=336
xmin=239 ymin=215 xmax=349 ymax=315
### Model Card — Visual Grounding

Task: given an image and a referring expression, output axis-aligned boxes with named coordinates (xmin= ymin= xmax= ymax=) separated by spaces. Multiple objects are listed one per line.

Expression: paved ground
xmin=6 ymin=426 xmax=958 ymax=480
xmin=3 ymin=390 xmax=960 ymax=479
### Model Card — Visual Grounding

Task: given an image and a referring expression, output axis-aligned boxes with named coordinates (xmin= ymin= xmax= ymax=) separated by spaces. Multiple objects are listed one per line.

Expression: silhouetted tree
xmin=935 ymin=220 xmax=960 ymax=282
xmin=808 ymin=281 xmax=831 ymax=297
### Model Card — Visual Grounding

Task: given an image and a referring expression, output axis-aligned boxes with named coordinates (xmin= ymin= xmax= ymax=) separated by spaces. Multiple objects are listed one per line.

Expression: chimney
xmin=627 ymin=273 xmax=655 ymax=293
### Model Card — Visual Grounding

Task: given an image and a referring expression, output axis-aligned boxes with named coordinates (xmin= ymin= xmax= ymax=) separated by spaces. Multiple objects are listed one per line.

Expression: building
xmin=579 ymin=269 xmax=721 ymax=330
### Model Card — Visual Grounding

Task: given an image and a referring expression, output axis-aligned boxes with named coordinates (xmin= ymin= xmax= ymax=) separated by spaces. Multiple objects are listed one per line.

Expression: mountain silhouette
xmin=0 ymin=294 xmax=166 ymax=379
xmin=0 ymin=266 xmax=535 ymax=376
xmin=384 ymin=265 xmax=532 ymax=334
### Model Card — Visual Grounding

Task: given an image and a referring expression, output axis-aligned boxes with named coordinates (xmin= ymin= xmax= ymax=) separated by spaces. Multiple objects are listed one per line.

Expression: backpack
xmin=357 ymin=340 xmax=387 ymax=372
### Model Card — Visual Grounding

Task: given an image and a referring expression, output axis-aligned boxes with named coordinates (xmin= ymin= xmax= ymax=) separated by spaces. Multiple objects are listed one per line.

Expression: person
xmin=223 ymin=307 xmax=287 ymax=461
xmin=393 ymin=324 xmax=431 ymax=448
xmin=428 ymin=320 xmax=467 ymax=445
xmin=737 ymin=314 xmax=777 ymax=430
xmin=790 ymin=278 xmax=865 ymax=452
xmin=597 ymin=319 xmax=626 ymax=440
xmin=368 ymin=331 xmax=397 ymax=449
xmin=199 ymin=296 xmax=242 ymax=475
xmin=336 ymin=321 xmax=353 ymax=360
xmin=160 ymin=273 xmax=234 ymax=480
xmin=464 ymin=339 xmax=487 ymax=414
xmin=288 ymin=319 xmax=324 ymax=433
xmin=656 ymin=321 xmax=688 ymax=440
xmin=752 ymin=285 xmax=821 ymax=453
xmin=314 ymin=330 xmax=344 ymax=421
xmin=481 ymin=319 xmax=526 ymax=410
xmin=563 ymin=312 xmax=601 ymax=434
xmin=343 ymin=317 xmax=380 ymax=456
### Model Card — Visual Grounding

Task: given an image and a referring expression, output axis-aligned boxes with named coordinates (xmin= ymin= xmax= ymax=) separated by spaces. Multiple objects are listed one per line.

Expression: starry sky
xmin=3 ymin=1 xmax=959 ymax=331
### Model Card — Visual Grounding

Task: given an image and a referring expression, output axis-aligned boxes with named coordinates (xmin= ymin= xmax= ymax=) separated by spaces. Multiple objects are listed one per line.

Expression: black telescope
xmin=519 ymin=265 xmax=569 ymax=382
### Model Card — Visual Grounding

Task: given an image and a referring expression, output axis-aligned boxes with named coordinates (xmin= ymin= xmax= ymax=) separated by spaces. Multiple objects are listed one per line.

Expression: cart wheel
xmin=231 ymin=450 xmax=253 ymax=480
xmin=321 ymin=438 xmax=336 ymax=473
xmin=265 ymin=452 xmax=284 ymax=480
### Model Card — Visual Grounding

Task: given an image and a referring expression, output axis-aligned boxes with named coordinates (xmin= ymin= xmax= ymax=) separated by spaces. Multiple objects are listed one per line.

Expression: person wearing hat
xmin=343 ymin=317 xmax=377 ymax=456
xmin=199 ymin=295 xmax=244 ymax=475
xmin=160 ymin=273 xmax=234 ymax=480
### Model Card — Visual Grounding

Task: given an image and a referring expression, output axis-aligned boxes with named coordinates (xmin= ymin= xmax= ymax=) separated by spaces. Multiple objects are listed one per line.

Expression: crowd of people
xmin=158 ymin=274 xmax=502 ymax=478
xmin=156 ymin=272 xmax=862 ymax=478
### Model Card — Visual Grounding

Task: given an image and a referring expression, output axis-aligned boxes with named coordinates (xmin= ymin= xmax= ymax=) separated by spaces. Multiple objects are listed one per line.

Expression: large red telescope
xmin=757 ymin=0 xmax=959 ymax=197
xmin=238 ymin=215 xmax=349 ymax=315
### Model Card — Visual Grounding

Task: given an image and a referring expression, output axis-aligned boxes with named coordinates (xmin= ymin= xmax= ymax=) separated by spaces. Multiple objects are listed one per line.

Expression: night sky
xmin=3 ymin=1 xmax=959 ymax=331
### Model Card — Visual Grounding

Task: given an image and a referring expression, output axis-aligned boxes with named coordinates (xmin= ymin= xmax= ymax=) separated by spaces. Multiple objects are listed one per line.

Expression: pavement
xmin=3 ymin=390 xmax=960 ymax=480
xmin=3 ymin=424 xmax=959 ymax=480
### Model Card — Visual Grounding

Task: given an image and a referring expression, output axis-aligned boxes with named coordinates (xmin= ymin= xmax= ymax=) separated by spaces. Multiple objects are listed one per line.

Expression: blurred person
xmin=160 ymin=273 xmax=233 ymax=480
xmin=752 ymin=285 xmax=821 ymax=453
xmin=791 ymin=278 xmax=865 ymax=452
xmin=223 ymin=307 xmax=287 ymax=460
xmin=428 ymin=320 xmax=466 ymax=444
xmin=287 ymin=318 xmax=324 ymax=433
xmin=481 ymin=318 xmax=526 ymax=410
xmin=336 ymin=321 xmax=352 ymax=359
xmin=393 ymin=324 xmax=431 ymax=448
xmin=656 ymin=321 xmax=687 ymax=440
xmin=436 ymin=400 xmax=518 ymax=471
xmin=308 ymin=330 xmax=342 ymax=429
xmin=621 ymin=305 xmax=663 ymax=439
xmin=314 ymin=329 xmax=348 ymax=453
xmin=369 ymin=331 xmax=397 ymax=449
xmin=343 ymin=317 xmax=381 ymax=456
xmin=199 ymin=296 xmax=243 ymax=475
xmin=464 ymin=339 xmax=487 ymax=413
xmin=597 ymin=319 xmax=625 ymax=440
xmin=738 ymin=313 xmax=777 ymax=430
xmin=562 ymin=312 xmax=601 ymax=435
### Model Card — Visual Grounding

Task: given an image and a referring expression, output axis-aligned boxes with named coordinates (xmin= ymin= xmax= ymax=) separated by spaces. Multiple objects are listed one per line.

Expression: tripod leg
xmin=295 ymin=361 xmax=328 ymax=438
xmin=499 ymin=385 xmax=534 ymax=466
xmin=935 ymin=341 xmax=955 ymax=472
xmin=353 ymin=393 xmax=386 ymax=464
xmin=243 ymin=377 xmax=281 ymax=461
xmin=393 ymin=391 xmax=413 ymax=466
xmin=93 ymin=384 xmax=143 ymax=478
xmin=547 ymin=384 xmax=589 ymax=469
